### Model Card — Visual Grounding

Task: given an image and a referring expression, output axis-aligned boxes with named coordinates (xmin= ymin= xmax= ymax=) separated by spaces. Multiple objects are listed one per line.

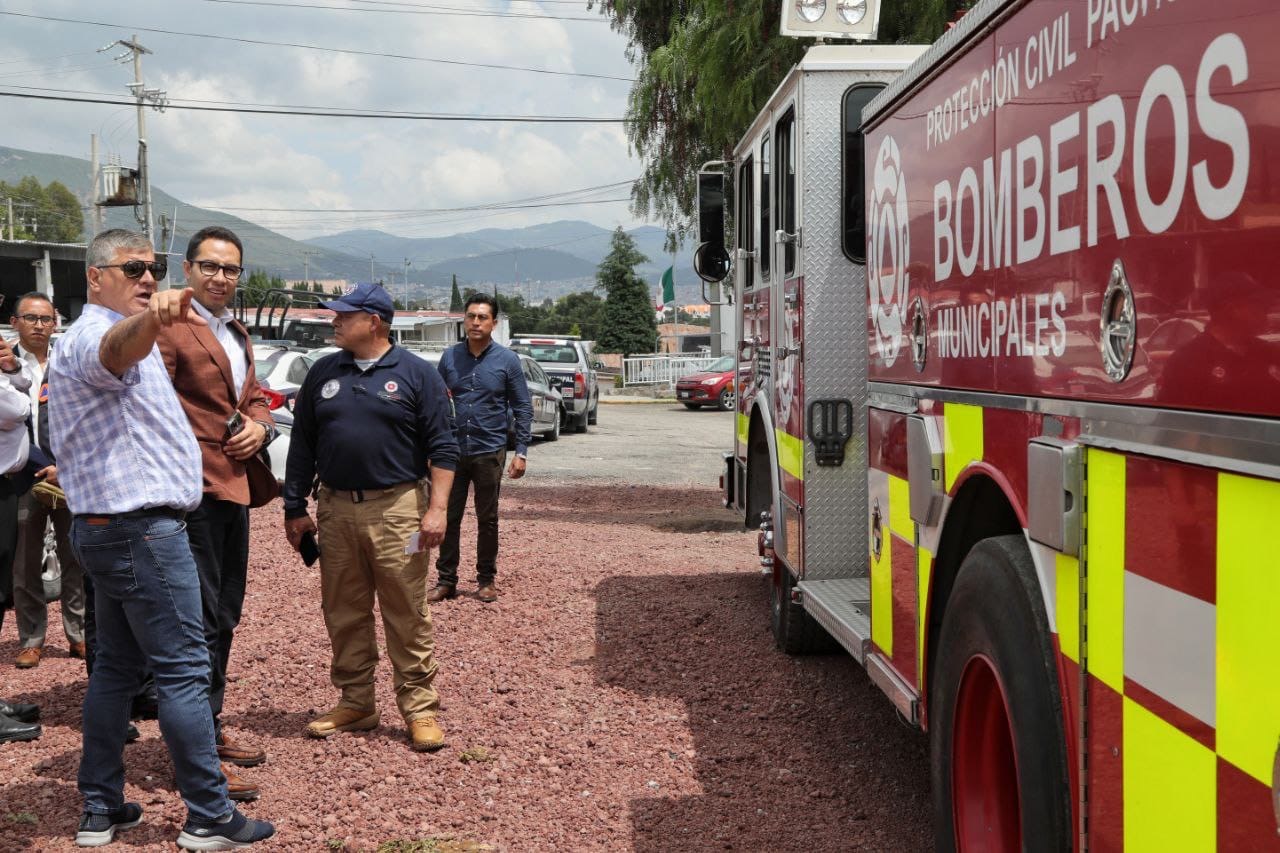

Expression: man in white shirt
xmin=0 ymin=332 xmax=33 ymax=642
xmin=9 ymin=292 xmax=84 ymax=668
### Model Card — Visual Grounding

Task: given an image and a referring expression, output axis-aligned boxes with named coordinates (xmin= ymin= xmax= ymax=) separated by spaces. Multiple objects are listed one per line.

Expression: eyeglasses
xmin=464 ymin=312 xmax=494 ymax=322
xmin=17 ymin=315 xmax=55 ymax=326
xmin=97 ymin=260 xmax=168 ymax=281
xmin=193 ymin=260 xmax=244 ymax=281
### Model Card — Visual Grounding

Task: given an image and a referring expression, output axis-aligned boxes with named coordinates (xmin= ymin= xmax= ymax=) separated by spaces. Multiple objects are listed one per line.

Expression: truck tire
xmin=574 ymin=407 xmax=589 ymax=433
xmin=771 ymin=561 xmax=837 ymax=655
xmin=930 ymin=535 xmax=1071 ymax=853
xmin=588 ymin=397 xmax=598 ymax=425
xmin=544 ymin=411 xmax=559 ymax=441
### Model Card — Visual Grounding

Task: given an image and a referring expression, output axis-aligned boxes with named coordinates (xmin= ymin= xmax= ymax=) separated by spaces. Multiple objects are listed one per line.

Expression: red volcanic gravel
xmin=0 ymin=483 xmax=932 ymax=851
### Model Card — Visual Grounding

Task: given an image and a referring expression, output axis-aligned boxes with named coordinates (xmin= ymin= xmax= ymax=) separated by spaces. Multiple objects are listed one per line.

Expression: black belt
xmin=77 ymin=506 xmax=188 ymax=524
xmin=320 ymin=482 xmax=415 ymax=503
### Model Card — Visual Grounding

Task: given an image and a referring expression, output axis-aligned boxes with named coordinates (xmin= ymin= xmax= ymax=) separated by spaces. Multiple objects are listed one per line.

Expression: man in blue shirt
xmin=48 ymin=228 xmax=273 ymax=850
xmin=283 ymin=283 xmax=458 ymax=753
xmin=431 ymin=294 xmax=532 ymax=604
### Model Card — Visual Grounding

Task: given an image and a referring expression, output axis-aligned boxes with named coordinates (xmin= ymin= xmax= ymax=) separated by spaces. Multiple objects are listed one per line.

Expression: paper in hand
xmin=404 ymin=532 xmax=428 ymax=555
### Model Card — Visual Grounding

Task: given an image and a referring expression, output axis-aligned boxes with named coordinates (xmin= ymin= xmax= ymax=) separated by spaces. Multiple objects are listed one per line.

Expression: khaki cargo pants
xmin=316 ymin=481 xmax=438 ymax=722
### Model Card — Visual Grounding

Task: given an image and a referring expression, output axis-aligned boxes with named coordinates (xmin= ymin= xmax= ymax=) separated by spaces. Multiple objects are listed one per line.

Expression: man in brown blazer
xmin=158 ymin=226 xmax=276 ymax=803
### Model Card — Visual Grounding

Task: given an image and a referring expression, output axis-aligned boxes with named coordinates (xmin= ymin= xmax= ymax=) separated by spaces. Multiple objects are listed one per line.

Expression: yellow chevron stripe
xmin=917 ymin=545 xmax=933 ymax=690
xmin=1086 ymin=449 xmax=1125 ymax=693
xmin=736 ymin=412 xmax=749 ymax=448
xmin=1216 ymin=471 xmax=1280 ymax=785
xmin=1123 ymin=697 xmax=1215 ymax=851
xmin=775 ymin=428 xmax=804 ymax=482
xmin=1055 ymin=552 xmax=1080 ymax=663
xmin=942 ymin=403 xmax=983 ymax=492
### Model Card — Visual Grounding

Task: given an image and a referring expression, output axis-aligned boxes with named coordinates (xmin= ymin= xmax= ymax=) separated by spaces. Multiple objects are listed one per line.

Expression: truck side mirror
xmin=694 ymin=170 xmax=731 ymax=283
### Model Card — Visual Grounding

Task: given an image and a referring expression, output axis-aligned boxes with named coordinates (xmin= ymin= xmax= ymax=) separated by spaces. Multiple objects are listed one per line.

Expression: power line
xmin=0 ymin=89 xmax=627 ymax=122
xmin=210 ymin=181 xmax=635 ymax=212
xmin=196 ymin=0 xmax=603 ymax=21
xmin=0 ymin=12 xmax=632 ymax=81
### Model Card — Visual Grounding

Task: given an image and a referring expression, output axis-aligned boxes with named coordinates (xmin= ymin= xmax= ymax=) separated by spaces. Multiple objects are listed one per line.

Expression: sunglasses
xmin=97 ymin=260 xmax=168 ymax=281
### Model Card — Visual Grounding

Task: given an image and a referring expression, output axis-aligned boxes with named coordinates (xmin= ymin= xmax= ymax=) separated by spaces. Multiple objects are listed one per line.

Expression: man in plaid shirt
xmin=48 ymin=229 xmax=274 ymax=850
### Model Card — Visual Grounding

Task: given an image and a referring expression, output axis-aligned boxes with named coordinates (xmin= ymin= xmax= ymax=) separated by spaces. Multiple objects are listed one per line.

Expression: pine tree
xmin=595 ymin=228 xmax=657 ymax=357
xmin=449 ymin=275 xmax=463 ymax=312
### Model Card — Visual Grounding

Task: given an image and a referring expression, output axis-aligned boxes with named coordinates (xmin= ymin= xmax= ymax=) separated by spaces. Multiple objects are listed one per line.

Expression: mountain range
xmin=0 ymin=144 xmax=704 ymax=304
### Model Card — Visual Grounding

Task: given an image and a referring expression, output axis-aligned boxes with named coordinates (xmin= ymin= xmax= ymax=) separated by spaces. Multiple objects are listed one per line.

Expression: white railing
xmin=623 ymin=354 xmax=720 ymax=386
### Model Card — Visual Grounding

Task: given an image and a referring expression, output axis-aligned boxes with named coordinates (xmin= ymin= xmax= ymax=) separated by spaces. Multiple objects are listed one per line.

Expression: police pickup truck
xmin=509 ymin=335 xmax=599 ymax=433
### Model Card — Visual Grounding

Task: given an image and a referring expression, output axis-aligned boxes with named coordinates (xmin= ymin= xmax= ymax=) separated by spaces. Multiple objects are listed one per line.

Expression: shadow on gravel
xmin=594 ymin=571 xmax=933 ymax=852
xmin=504 ymin=484 xmax=746 ymax=533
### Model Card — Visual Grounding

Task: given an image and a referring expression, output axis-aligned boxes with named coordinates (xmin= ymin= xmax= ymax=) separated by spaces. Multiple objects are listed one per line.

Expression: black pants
xmin=185 ymin=494 xmax=250 ymax=734
xmin=435 ymin=451 xmax=506 ymax=587
xmin=0 ymin=476 xmax=18 ymax=634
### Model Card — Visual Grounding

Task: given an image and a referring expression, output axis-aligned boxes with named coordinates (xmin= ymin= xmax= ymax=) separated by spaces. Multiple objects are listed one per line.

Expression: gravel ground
xmin=0 ymin=406 xmax=932 ymax=851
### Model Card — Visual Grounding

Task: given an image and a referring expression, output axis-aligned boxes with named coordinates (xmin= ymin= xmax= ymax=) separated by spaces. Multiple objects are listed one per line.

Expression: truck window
xmin=760 ymin=134 xmax=771 ymax=280
xmin=738 ymin=155 xmax=755 ymax=291
xmin=841 ymin=83 xmax=885 ymax=263
xmin=777 ymin=108 xmax=796 ymax=276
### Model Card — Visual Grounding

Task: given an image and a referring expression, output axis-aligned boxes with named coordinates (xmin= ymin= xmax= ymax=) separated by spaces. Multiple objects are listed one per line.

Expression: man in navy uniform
xmin=282 ymin=283 xmax=458 ymax=752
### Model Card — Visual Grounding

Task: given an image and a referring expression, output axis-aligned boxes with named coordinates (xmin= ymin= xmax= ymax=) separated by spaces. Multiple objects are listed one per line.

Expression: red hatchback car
xmin=675 ymin=355 xmax=735 ymax=411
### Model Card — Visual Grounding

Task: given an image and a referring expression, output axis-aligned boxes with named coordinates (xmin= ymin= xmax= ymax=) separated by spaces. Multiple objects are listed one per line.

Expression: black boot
xmin=0 ymin=699 xmax=38 ymax=724
xmin=0 ymin=712 xmax=41 ymax=744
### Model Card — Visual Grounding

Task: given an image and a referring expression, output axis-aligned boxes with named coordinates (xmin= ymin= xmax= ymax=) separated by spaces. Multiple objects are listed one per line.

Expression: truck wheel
xmin=771 ymin=561 xmax=836 ymax=655
xmin=717 ymin=387 xmax=735 ymax=411
xmin=930 ymin=535 xmax=1071 ymax=853
xmin=544 ymin=412 xmax=559 ymax=441
xmin=574 ymin=408 xmax=589 ymax=433
xmin=588 ymin=398 xmax=598 ymax=425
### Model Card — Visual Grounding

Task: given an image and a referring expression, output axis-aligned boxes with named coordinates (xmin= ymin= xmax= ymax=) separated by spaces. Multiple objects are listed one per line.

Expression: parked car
xmin=675 ymin=355 xmax=735 ymax=411
xmin=410 ymin=349 xmax=563 ymax=443
xmin=254 ymin=344 xmax=318 ymax=410
xmin=266 ymin=405 xmax=292 ymax=484
xmin=509 ymin=336 xmax=599 ymax=433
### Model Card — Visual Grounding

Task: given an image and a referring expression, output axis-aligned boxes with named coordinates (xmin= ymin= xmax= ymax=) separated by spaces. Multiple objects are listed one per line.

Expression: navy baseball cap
xmin=321 ymin=282 xmax=395 ymax=323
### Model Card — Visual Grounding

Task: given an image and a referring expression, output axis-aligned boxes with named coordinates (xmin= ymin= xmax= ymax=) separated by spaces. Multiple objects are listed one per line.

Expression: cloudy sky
xmin=0 ymin=0 xmax=643 ymax=240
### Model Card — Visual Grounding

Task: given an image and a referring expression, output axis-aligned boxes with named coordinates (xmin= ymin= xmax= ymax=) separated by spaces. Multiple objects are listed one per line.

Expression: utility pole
xmin=5 ymin=198 xmax=12 ymax=241
xmin=369 ymin=254 xmax=375 ymax=283
xmin=403 ymin=258 xmax=412 ymax=309
xmin=90 ymin=133 xmax=104 ymax=235
xmin=101 ymin=36 xmax=167 ymax=248
xmin=302 ymin=250 xmax=320 ymax=286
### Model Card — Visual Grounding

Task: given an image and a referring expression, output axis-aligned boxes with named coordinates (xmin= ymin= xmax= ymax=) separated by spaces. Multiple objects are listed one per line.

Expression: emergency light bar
xmin=781 ymin=0 xmax=881 ymax=40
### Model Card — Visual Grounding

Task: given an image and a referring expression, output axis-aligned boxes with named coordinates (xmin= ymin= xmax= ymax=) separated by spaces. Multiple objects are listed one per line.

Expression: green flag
xmin=661 ymin=265 xmax=675 ymax=305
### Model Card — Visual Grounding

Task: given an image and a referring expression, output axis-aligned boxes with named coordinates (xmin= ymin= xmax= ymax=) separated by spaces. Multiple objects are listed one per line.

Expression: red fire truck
xmin=694 ymin=0 xmax=1280 ymax=848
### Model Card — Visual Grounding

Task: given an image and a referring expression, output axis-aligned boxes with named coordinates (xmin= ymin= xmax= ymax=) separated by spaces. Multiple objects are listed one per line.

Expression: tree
xmin=595 ymin=228 xmax=657 ymax=356
xmin=0 ymin=177 xmax=85 ymax=242
xmin=592 ymin=0 xmax=956 ymax=243
xmin=449 ymin=274 xmax=463 ymax=312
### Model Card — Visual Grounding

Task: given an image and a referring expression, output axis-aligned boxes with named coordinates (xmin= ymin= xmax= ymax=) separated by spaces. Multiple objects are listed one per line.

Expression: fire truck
xmin=693 ymin=0 xmax=1280 ymax=848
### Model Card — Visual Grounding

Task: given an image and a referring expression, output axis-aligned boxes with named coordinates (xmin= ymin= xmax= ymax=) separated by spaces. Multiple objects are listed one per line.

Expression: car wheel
xmin=717 ymin=387 xmax=735 ymax=411
xmin=574 ymin=407 xmax=588 ymax=433
xmin=682 ymin=402 xmax=700 ymax=410
xmin=588 ymin=396 xmax=598 ymax=425
xmin=544 ymin=411 xmax=560 ymax=441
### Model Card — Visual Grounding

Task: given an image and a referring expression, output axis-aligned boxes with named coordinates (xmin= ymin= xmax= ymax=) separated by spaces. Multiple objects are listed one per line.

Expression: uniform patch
xmin=321 ymin=379 xmax=340 ymax=399
xmin=384 ymin=380 xmax=399 ymax=394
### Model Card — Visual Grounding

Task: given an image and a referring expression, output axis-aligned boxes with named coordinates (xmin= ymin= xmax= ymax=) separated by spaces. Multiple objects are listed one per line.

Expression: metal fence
xmin=622 ymin=354 xmax=720 ymax=386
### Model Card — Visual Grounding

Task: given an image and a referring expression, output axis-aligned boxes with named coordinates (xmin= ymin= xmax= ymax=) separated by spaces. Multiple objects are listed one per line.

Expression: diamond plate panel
xmin=798 ymin=67 xmax=900 ymax=581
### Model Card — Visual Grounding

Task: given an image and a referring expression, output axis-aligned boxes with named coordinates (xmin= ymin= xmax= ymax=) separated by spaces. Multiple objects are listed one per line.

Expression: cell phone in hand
xmin=226 ymin=410 xmax=245 ymax=436
xmin=300 ymin=530 xmax=321 ymax=566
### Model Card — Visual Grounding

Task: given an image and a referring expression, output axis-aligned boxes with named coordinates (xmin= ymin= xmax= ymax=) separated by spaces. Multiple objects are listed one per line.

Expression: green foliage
xmin=449 ymin=274 xmax=463 ymax=312
xmin=0 ymin=176 xmax=84 ymax=242
xmin=592 ymin=0 xmax=956 ymax=240
xmin=595 ymin=227 xmax=657 ymax=356
xmin=238 ymin=270 xmax=289 ymax=307
xmin=311 ymin=281 xmax=326 ymax=294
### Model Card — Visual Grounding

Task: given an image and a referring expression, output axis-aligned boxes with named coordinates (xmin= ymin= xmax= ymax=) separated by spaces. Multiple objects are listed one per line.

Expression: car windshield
xmin=254 ymin=349 xmax=284 ymax=376
xmin=708 ymin=356 xmax=734 ymax=372
xmin=513 ymin=344 xmax=578 ymax=364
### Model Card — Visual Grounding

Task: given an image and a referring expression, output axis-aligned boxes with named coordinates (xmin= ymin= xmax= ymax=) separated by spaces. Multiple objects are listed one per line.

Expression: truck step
xmin=796 ymin=578 xmax=871 ymax=665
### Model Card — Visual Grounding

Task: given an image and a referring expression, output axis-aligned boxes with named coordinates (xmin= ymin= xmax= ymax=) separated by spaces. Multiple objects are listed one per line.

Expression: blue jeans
xmin=71 ymin=512 xmax=230 ymax=823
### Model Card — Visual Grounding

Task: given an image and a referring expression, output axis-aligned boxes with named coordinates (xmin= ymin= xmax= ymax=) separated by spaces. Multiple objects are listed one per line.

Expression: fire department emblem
xmin=321 ymin=379 xmax=340 ymax=399
xmin=384 ymin=380 xmax=399 ymax=394
xmin=867 ymin=135 xmax=911 ymax=367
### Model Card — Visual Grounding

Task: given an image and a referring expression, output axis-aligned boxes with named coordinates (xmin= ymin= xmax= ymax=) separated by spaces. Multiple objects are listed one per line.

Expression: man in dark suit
xmin=157 ymin=226 xmax=276 ymax=802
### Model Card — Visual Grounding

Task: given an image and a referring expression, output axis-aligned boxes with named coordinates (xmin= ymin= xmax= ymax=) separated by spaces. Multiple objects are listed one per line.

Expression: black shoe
xmin=0 ymin=699 xmax=39 ymax=723
xmin=0 ymin=712 xmax=40 ymax=744
xmin=126 ymin=723 xmax=140 ymax=743
xmin=75 ymin=802 xmax=142 ymax=847
xmin=177 ymin=808 xmax=275 ymax=850
xmin=129 ymin=692 xmax=158 ymax=721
